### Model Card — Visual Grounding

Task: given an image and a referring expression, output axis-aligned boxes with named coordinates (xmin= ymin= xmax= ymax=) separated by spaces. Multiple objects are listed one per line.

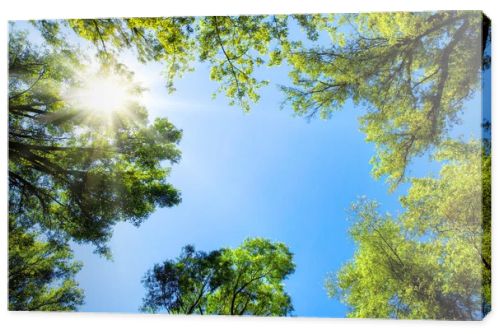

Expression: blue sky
xmin=12 ymin=20 xmax=485 ymax=318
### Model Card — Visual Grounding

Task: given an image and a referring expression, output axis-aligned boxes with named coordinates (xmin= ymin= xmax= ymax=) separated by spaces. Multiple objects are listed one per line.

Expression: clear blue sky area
xmin=13 ymin=21 xmax=486 ymax=317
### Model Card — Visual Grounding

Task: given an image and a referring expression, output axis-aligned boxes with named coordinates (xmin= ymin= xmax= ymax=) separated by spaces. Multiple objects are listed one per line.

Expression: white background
xmin=0 ymin=0 xmax=498 ymax=333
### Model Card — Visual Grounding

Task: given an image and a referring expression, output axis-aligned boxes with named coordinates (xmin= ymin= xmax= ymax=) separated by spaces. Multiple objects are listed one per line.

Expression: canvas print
xmin=8 ymin=11 xmax=491 ymax=319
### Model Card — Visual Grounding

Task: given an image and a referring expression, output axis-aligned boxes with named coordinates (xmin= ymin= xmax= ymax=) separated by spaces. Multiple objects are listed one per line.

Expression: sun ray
xmin=66 ymin=73 xmax=134 ymax=121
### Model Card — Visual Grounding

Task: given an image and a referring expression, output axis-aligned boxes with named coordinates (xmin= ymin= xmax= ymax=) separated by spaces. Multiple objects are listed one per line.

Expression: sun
xmin=70 ymin=74 xmax=132 ymax=114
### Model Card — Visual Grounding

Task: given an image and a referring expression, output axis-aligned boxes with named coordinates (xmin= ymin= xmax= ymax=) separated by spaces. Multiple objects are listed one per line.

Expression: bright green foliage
xmin=480 ymin=136 xmax=491 ymax=311
xmin=207 ymin=238 xmax=295 ymax=315
xmin=9 ymin=219 xmax=84 ymax=311
xmin=17 ymin=13 xmax=490 ymax=318
xmin=8 ymin=30 xmax=182 ymax=256
xmin=63 ymin=17 xmax=196 ymax=92
xmin=284 ymin=11 xmax=485 ymax=189
xmin=141 ymin=238 xmax=295 ymax=316
xmin=31 ymin=15 xmax=326 ymax=112
xmin=31 ymin=13 xmax=488 ymax=187
xmin=195 ymin=15 xmax=285 ymax=112
xmin=401 ymin=139 xmax=490 ymax=316
xmin=141 ymin=245 xmax=229 ymax=314
xmin=326 ymin=140 xmax=490 ymax=319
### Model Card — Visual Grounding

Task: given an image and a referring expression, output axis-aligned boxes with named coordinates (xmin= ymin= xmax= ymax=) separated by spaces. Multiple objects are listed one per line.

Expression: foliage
xmin=9 ymin=219 xmax=84 ymax=311
xmin=8 ymin=30 xmax=182 ymax=256
xmin=31 ymin=12 xmax=490 ymax=189
xmin=283 ymin=11 xmax=486 ymax=189
xmin=481 ymin=149 xmax=491 ymax=313
xmin=141 ymin=238 xmax=295 ymax=316
xmin=31 ymin=15 xmax=328 ymax=112
xmin=12 ymin=13 xmax=490 ymax=318
xmin=325 ymin=140 xmax=490 ymax=319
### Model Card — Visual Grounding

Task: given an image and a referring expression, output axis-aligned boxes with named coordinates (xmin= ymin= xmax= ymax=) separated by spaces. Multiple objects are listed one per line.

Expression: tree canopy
xmin=284 ymin=11 xmax=487 ymax=189
xmin=8 ymin=12 xmax=490 ymax=317
xmin=141 ymin=238 xmax=295 ymax=316
xmin=9 ymin=30 xmax=182 ymax=256
xmin=31 ymin=16 xmax=297 ymax=112
xmin=31 ymin=12 xmax=489 ymax=189
xmin=9 ymin=218 xmax=84 ymax=311
xmin=325 ymin=139 xmax=490 ymax=319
